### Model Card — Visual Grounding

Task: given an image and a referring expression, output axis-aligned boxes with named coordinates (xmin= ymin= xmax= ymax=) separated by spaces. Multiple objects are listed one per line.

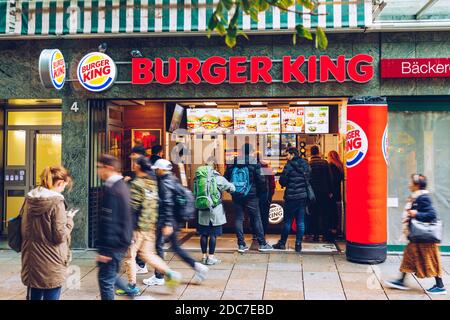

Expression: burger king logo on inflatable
xmin=77 ymin=52 xmax=117 ymax=92
xmin=382 ymin=125 xmax=389 ymax=165
xmin=345 ymin=120 xmax=368 ymax=168
xmin=39 ymin=49 xmax=66 ymax=90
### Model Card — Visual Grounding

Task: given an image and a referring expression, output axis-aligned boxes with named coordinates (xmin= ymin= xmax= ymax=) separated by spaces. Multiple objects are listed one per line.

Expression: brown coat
xmin=21 ymin=187 xmax=74 ymax=289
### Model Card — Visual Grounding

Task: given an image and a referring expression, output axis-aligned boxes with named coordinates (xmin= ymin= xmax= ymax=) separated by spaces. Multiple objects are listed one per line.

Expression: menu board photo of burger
xmin=304 ymin=106 xmax=329 ymax=133
xmin=234 ymin=108 xmax=280 ymax=134
xmin=187 ymin=109 xmax=233 ymax=134
xmin=282 ymin=107 xmax=305 ymax=133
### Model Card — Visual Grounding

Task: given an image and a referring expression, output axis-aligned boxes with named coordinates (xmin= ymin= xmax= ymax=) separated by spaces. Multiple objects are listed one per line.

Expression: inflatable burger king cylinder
xmin=345 ymin=97 xmax=388 ymax=264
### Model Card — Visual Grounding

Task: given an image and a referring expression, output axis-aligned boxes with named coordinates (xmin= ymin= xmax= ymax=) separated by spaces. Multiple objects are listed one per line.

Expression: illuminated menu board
xmin=281 ymin=107 xmax=305 ymax=133
xmin=187 ymin=108 xmax=233 ymax=134
xmin=304 ymin=107 xmax=329 ymax=133
xmin=234 ymin=108 xmax=281 ymax=134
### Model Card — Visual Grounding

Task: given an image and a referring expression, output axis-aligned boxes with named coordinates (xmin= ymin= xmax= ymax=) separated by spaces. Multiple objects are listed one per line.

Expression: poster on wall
xmin=264 ymin=134 xmax=281 ymax=157
xmin=281 ymin=134 xmax=297 ymax=157
xmin=169 ymin=104 xmax=184 ymax=132
xmin=187 ymin=109 xmax=233 ymax=134
xmin=282 ymin=107 xmax=305 ymax=133
xmin=304 ymin=107 xmax=329 ymax=133
xmin=234 ymin=108 xmax=280 ymax=134
xmin=131 ymin=129 xmax=162 ymax=149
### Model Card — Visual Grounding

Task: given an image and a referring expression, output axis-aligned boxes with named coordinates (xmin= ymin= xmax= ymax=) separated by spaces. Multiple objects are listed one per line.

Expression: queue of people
xmin=16 ymin=143 xmax=446 ymax=299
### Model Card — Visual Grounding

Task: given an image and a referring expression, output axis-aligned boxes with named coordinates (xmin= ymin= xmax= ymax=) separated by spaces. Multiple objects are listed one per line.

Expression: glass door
xmin=33 ymin=131 xmax=62 ymax=187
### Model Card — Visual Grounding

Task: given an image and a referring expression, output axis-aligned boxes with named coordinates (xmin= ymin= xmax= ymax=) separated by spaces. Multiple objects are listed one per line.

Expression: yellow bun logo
xmin=77 ymin=52 xmax=117 ymax=92
xmin=51 ymin=51 xmax=65 ymax=89
xmin=345 ymin=121 xmax=368 ymax=168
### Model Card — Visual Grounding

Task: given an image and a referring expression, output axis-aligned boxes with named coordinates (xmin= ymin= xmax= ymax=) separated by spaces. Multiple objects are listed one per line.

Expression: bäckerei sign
xmin=381 ymin=58 xmax=450 ymax=78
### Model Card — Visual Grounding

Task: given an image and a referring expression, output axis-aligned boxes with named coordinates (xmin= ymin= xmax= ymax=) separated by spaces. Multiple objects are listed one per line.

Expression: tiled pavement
xmin=1 ymin=247 xmax=450 ymax=300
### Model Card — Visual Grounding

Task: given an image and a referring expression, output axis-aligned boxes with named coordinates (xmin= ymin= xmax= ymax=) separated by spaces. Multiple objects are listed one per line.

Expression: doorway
xmin=3 ymin=110 xmax=62 ymax=229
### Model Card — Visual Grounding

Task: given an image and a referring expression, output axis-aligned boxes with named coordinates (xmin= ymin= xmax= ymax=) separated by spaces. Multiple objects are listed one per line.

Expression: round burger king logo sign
xmin=345 ymin=120 xmax=368 ymax=168
xmin=39 ymin=49 xmax=66 ymax=90
xmin=77 ymin=52 xmax=117 ymax=92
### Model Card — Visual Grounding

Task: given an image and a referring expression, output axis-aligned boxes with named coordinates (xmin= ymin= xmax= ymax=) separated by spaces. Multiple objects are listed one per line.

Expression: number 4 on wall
xmin=71 ymin=102 xmax=79 ymax=112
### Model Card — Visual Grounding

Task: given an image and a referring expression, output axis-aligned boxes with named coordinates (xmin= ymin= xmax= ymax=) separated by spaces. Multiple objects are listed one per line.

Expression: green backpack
xmin=193 ymin=166 xmax=221 ymax=210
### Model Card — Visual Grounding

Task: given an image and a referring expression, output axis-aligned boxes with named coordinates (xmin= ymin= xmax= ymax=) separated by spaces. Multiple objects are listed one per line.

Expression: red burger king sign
xmin=77 ymin=52 xmax=117 ymax=92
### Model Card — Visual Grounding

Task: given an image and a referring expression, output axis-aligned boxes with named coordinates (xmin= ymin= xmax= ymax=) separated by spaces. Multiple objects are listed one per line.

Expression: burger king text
xmin=132 ymin=54 xmax=374 ymax=85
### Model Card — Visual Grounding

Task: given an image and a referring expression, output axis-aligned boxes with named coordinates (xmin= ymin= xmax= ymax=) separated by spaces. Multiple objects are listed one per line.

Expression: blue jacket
xmin=412 ymin=193 xmax=437 ymax=222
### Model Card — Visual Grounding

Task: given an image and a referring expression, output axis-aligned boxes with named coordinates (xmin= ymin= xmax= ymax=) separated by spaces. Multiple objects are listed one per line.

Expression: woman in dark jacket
xmin=385 ymin=174 xmax=446 ymax=295
xmin=273 ymin=148 xmax=311 ymax=253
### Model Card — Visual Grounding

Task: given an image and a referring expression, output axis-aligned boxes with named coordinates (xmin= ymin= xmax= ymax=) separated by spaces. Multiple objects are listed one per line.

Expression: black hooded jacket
xmin=224 ymin=156 xmax=267 ymax=199
xmin=279 ymin=156 xmax=311 ymax=201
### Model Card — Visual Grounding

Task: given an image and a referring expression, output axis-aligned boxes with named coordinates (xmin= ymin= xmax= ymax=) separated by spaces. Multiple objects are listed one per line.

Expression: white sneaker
xmin=136 ymin=264 xmax=149 ymax=274
xmin=143 ymin=275 xmax=165 ymax=286
xmin=193 ymin=262 xmax=209 ymax=282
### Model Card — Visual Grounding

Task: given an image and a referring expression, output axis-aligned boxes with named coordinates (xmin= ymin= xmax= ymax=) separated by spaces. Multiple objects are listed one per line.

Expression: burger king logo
xmin=39 ymin=49 xmax=66 ymax=90
xmin=382 ymin=125 xmax=389 ymax=165
xmin=269 ymin=203 xmax=284 ymax=224
xmin=345 ymin=120 xmax=368 ymax=168
xmin=77 ymin=52 xmax=117 ymax=92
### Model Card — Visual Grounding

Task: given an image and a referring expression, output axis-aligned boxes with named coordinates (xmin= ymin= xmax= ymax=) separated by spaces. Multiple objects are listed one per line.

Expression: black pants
xmin=259 ymin=193 xmax=271 ymax=236
xmin=154 ymin=224 xmax=165 ymax=279
xmin=234 ymin=196 xmax=266 ymax=246
xmin=309 ymin=193 xmax=330 ymax=238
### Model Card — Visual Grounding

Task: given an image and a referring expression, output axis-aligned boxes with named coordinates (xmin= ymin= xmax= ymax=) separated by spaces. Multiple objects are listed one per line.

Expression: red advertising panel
xmin=380 ymin=58 xmax=450 ymax=78
xmin=345 ymin=103 xmax=388 ymax=263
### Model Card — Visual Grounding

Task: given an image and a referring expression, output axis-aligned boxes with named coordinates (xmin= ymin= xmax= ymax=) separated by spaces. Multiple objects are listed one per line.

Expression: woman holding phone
xmin=21 ymin=166 xmax=75 ymax=300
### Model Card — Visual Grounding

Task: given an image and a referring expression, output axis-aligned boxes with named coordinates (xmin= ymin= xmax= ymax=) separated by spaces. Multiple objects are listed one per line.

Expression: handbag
xmin=408 ymin=218 xmax=442 ymax=243
xmin=8 ymin=215 xmax=23 ymax=252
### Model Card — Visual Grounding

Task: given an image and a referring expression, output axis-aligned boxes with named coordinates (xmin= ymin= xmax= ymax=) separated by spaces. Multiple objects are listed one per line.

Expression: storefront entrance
xmin=1 ymin=107 xmax=62 ymax=230
xmin=88 ymin=98 xmax=348 ymax=248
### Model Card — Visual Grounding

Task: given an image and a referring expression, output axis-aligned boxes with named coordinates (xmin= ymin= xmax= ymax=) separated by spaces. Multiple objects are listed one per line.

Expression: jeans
xmin=234 ymin=197 xmax=266 ymax=246
xmin=27 ymin=287 xmax=61 ymax=300
xmin=154 ymin=224 xmax=165 ymax=279
xmin=167 ymin=227 xmax=196 ymax=269
xmin=280 ymin=199 xmax=307 ymax=245
xmin=97 ymin=251 xmax=130 ymax=300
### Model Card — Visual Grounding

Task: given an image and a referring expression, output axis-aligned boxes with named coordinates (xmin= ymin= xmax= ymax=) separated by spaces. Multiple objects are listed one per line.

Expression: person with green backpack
xmin=194 ymin=156 xmax=235 ymax=265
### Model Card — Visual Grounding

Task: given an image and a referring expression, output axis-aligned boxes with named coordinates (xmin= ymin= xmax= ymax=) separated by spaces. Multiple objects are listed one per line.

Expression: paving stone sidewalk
xmin=1 ymin=248 xmax=450 ymax=300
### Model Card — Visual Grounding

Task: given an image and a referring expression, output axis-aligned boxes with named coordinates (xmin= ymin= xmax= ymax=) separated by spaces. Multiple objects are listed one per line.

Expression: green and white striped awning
xmin=0 ymin=0 xmax=372 ymax=37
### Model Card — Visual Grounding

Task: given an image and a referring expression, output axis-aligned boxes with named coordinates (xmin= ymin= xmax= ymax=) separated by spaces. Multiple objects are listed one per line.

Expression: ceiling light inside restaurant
xmin=296 ymin=101 xmax=310 ymax=105
xmin=250 ymin=101 xmax=264 ymax=106
xmin=203 ymin=102 xmax=217 ymax=106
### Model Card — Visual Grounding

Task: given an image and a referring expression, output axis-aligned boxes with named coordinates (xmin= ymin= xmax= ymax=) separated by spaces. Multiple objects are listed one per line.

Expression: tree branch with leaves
xmin=208 ymin=0 xmax=328 ymax=49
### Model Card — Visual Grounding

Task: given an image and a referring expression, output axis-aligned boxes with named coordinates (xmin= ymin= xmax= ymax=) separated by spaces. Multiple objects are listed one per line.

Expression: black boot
xmin=295 ymin=243 xmax=302 ymax=253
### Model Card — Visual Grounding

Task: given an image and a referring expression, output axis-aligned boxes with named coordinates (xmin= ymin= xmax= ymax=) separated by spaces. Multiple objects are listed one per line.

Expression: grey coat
xmin=197 ymin=171 xmax=235 ymax=227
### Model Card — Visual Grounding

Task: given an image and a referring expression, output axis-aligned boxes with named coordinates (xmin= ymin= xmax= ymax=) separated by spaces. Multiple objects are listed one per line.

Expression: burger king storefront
xmin=1 ymin=4 xmax=450 ymax=263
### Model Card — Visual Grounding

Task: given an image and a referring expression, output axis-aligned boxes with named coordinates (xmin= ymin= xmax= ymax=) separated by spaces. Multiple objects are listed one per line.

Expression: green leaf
xmin=242 ymin=0 xmax=251 ymax=13
xmin=292 ymin=33 xmax=297 ymax=45
xmin=315 ymin=26 xmax=328 ymax=50
xmin=230 ymin=3 xmax=241 ymax=26
xmin=296 ymin=0 xmax=315 ymax=10
xmin=208 ymin=14 xmax=219 ymax=32
xmin=225 ymin=33 xmax=237 ymax=48
xmin=250 ymin=7 xmax=259 ymax=22
xmin=238 ymin=30 xmax=250 ymax=40
xmin=258 ymin=0 xmax=270 ymax=12
xmin=295 ymin=25 xmax=312 ymax=40
xmin=217 ymin=22 xmax=227 ymax=36
xmin=222 ymin=0 xmax=234 ymax=11
xmin=276 ymin=0 xmax=295 ymax=10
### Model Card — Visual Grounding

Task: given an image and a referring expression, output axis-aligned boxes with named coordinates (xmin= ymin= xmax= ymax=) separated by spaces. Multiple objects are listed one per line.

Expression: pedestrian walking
xmin=194 ymin=157 xmax=235 ymax=265
xmin=21 ymin=166 xmax=74 ymax=300
xmin=328 ymin=150 xmax=344 ymax=241
xmin=118 ymin=157 xmax=181 ymax=295
xmin=308 ymin=145 xmax=333 ymax=242
xmin=273 ymin=148 xmax=311 ymax=252
xmin=224 ymin=143 xmax=273 ymax=253
xmin=149 ymin=159 xmax=209 ymax=283
xmin=385 ymin=174 xmax=446 ymax=295
xmin=96 ymin=154 xmax=138 ymax=300
xmin=149 ymin=144 xmax=164 ymax=165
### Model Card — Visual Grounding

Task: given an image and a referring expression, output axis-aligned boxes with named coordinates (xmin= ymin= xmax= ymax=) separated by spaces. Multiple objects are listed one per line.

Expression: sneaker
xmin=165 ymin=271 xmax=182 ymax=288
xmin=295 ymin=243 xmax=302 ymax=253
xmin=426 ymin=286 xmax=447 ymax=295
xmin=115 ymin=284 xmax=141 ymax=296
xmin=384 ymin=279 xmax=410 ymax=291
xmin=206 ymin=256 xmax=221 ymax=265
xmin=136 ymin=264 xmax=148 ymax=274
xmin=201 ymin=256 xmax=208 ymax=265
xmin=193 ymin=262 xmax=209 ymax=282
xmin=143 ymin=275 xmax=165 ymax=286
xmin=272 ymin=242 xmax=286 ymax=250
xmin=258 ymin=243 xmax=273 ymax=252
xmin=237 ymin=244 xmax=249 ymax=253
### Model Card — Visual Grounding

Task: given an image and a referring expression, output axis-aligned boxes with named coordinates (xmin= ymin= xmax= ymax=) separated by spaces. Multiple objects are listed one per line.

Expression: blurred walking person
xmin=273 ymin=148 xmax=311 ymax=252
xmin=96 ymin=154 xmax=138 ymax=300
xmin=21 ymin=166 xmax=74 ymax=300
xmin=328 ymin=151 xmax=344 ymax=241
xmin=385 ymin=174 xmax=446 ymax=295
xmin=149 ymin=144 xmax=164 ymax=165
xmin=118 ymin=157 xmax=181 ymax=295
xmin=194 ymin=157 xmax=235 ymax=265
xmin=150 ymin=159 xmax=209 ymax=282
